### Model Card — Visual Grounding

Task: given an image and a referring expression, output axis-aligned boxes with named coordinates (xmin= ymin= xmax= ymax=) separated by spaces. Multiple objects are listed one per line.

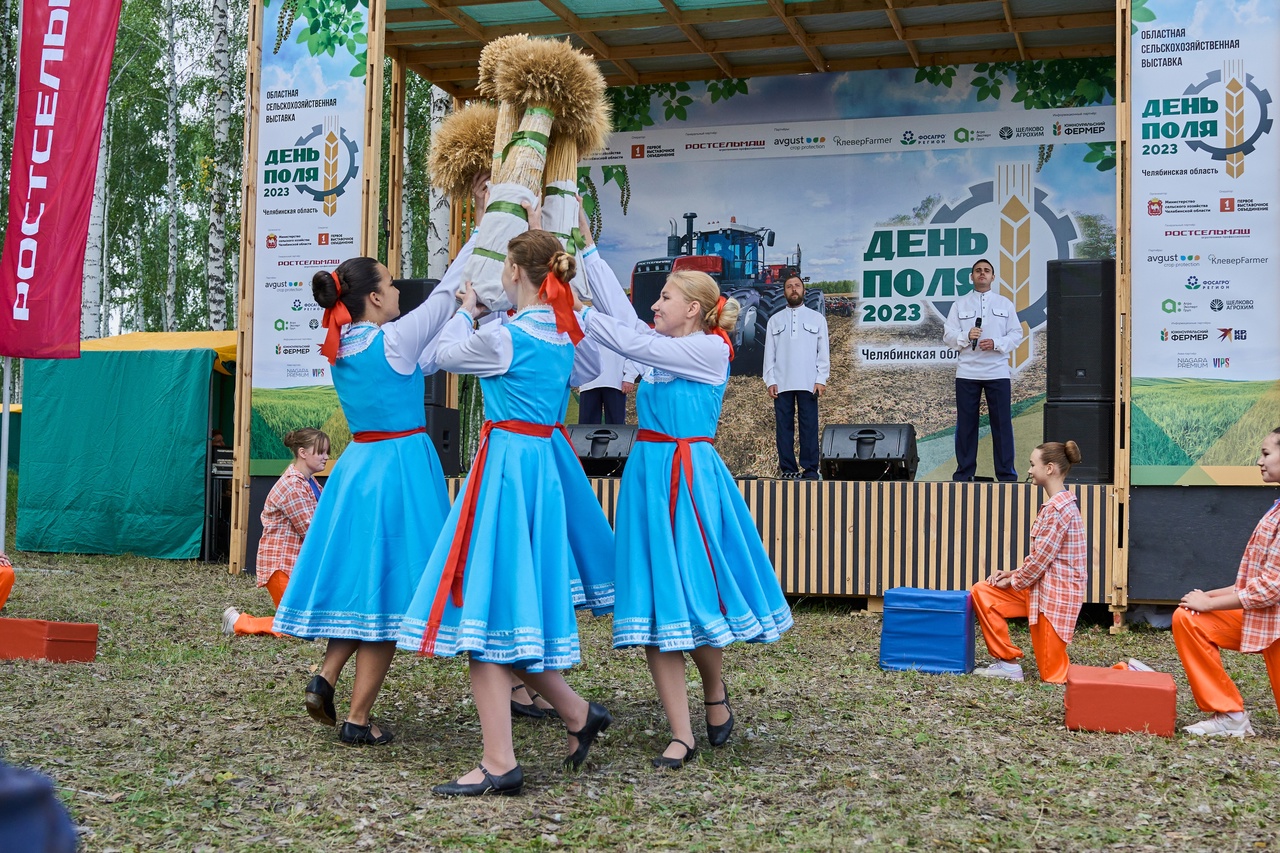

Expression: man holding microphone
xmin=942 ymin=258 xmax=1024 ymax=482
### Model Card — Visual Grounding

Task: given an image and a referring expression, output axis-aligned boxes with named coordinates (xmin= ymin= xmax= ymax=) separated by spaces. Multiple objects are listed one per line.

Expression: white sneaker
xmin=1126 ymin=658 xmax=1155 ymax=672
xmin=974 ymin=661 xmax=1025 ymax=681
xmin=1183 ymin=712 xmax=1255 ymax=738
xmin=221 ymin=606 xmax=240 ymax=636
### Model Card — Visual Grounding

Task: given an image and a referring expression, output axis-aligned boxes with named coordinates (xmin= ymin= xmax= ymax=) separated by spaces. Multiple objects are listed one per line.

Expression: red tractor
xmin=629 ymin=212 xmax=825 ymax=375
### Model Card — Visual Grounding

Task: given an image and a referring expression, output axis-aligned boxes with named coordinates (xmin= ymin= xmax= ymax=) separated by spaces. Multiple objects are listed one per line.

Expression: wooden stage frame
xmin=231 ymin=1 xmax=1133 ymax=610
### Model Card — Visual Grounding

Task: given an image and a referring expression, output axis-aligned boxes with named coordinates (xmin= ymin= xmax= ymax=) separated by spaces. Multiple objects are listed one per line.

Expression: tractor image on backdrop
xmin=629 ymin=212 xmax=826 ymax=375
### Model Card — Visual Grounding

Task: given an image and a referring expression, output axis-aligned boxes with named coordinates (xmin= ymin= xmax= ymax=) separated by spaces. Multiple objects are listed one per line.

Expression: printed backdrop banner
xmin=1130 ymin=0 xmax=1280 ymax=485
xmin=0 ymin=0 xmax=123 ymax=359
xmin=249 ymin=1 xmax=368 ymax=472
xmin=591 ymin=67 xmax=1116 ymax=481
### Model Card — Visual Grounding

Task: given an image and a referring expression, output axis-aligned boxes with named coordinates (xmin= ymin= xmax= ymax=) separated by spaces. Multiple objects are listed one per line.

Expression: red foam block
xmin=1063 ymin=664 xmax=1177 ymax=737
xmin=0 ymin=617 xmax=99 ymax=663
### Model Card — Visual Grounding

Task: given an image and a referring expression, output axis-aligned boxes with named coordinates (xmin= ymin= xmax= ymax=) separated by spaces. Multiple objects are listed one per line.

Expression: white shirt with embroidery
xmin=941 ymin=288 xmax=1024 ymax=381
xmin=435 ymin=304 xmax=601 ymax=387
xmin=762 ymin=304 xmax=829 ymax=393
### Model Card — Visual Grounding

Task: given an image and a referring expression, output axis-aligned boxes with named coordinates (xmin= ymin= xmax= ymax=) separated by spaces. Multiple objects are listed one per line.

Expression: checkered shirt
xmin=1234 ymin=500 xmax=1280 ymax=653
xmin=256 ymin=465 xmax=321 ymax=586
xmin=1011 ymin=490 xmax=1087 ymax=643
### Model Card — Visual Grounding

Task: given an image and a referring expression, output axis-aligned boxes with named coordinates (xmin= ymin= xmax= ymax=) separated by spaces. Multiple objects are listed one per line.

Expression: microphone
xmin=971 ymin=316 xmax=982 ymax=350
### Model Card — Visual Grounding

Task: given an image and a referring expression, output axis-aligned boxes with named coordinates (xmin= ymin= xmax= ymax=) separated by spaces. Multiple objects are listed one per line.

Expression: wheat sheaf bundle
xmin=426 ymin=103 xmax=497 ymax=202
xmin=463 ymin=36 xmax=601 ymax=311
xmin=477 ymin=34 xmax=529 ymax=178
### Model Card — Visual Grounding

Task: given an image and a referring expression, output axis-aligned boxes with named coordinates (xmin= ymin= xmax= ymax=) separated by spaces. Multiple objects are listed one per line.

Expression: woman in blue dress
xmin=273 ymin=236 xmax=474 ymax=746
xmin=577 ymin=232 xmax=794 ymax=770
xmin=397 ymin=230 xmax=615 ymax=797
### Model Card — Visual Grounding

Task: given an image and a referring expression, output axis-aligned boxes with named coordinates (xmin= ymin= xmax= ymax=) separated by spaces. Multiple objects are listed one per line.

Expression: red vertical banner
xmin=0 ymin=0 xmax=123 ymax=359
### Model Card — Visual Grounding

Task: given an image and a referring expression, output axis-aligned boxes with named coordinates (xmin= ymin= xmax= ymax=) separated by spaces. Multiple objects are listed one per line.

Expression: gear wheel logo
xmin=1182 ymin=69 xmax=1273 ymax=161
xmin=900 ymin=131 xmax=915 ymax=145
xmin=1186 ymin=276 xmax=1199 ymax=289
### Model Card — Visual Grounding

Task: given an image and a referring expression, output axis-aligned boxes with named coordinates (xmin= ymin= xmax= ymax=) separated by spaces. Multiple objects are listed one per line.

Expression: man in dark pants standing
xmin=764 ymin=273 xmax=829 ymax=480
xmin=942 ymin=258 xmax=1025 ymax=482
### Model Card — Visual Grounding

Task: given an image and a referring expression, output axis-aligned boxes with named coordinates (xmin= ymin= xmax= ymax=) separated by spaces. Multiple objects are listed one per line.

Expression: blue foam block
xmin=879 ymin=587 xmax=975 ymax=674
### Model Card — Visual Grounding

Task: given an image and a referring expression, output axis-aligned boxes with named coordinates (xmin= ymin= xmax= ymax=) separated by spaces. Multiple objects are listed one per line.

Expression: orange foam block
xmin=1063 ymin=664 xmax=1177 ymax=737
xmin=0 ymin=617 xmax=99 ymax=663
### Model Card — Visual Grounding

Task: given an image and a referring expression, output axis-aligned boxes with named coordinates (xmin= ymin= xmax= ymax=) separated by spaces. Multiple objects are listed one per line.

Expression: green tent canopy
xmin=17 ymin=332 xmax=236 ymax=559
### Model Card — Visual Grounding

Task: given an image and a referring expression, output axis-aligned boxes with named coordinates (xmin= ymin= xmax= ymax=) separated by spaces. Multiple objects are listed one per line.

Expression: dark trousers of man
xmin=953 ymin=377 xmax=1017 ymax=482
xmin=775 ymin=390 xmax=819 ymax=478
xmin=578 ymin=387 xmax=626 ymax=425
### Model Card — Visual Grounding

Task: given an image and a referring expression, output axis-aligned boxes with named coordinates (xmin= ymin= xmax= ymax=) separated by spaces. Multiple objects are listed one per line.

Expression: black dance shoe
xmin=705 ymin=680 xmax=735 ymax=747
xmin=432 ymin=765 xmax=524 ymax=797
xmin=339 ymin=720 xmax=394 ymax=746
xmin=304 ymin=674 xmax=337 ymax=727
xmin=511 ymin=684 xmax=547 ymax=720
xmin=652 ymin=738 xmax=698 ymax=769
xmin=563 ymin=701 xmax=612 ymax=769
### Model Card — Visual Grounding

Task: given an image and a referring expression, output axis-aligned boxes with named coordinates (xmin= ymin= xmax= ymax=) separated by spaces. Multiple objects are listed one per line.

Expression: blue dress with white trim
xmin=578 ymin=249 xmax=793 ymax=651
xmin=396 ymin=307 xmax=615 ymax=671
xmin=272 ymin=324 xmax=450 ymax=641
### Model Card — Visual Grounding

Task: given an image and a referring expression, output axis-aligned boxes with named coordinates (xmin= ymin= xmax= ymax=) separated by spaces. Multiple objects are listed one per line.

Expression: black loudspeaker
xmin=423 ymin=371 xmax=448 ymax=407
xmin=392 ymin=277 xmax=441 ymax=313
xmin=820 ymin=424 xmax=918 ymax=481
xmin=1046 ymin=259 xmax=1116 ymax=402
xmin=1042 ymin=401 xmax=1113 ymax=484
xmin=565 ymin=424 xmax=636 ymax=477
xmin=425 ymin=405 xmax=462 ymax=477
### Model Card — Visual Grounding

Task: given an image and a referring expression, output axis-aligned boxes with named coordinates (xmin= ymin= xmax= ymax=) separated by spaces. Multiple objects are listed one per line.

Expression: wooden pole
xmin=1109 ymin=0 xmax=1131 ymax=621
xmin=229 ymin=0 xmax=265 ymax=574
xmin=361 ymin=0 xmax=387 ymax=258
xmin=387 ymin=52 xmax=406 ymax=275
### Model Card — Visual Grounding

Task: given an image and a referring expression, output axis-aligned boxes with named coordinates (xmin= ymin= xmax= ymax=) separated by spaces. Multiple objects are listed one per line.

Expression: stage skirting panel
xmin=444 ymin=479 xmax=1115 ymax=603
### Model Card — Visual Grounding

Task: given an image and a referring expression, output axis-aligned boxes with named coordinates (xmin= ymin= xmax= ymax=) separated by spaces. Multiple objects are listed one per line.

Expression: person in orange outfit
xmin=222 ymin=429 xmax=329 ymax=636
xmin=1173 ymin=429 xmax=1280 ymax=738
xmin=0 ymin=553 xmax=13 ymax=610
xmin=970 ymin=440 xmax=1086 ymax=683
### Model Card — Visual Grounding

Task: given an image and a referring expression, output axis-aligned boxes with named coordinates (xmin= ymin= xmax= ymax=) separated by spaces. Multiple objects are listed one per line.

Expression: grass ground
xmin=3 ymin=550 xmax=1280 ymax=852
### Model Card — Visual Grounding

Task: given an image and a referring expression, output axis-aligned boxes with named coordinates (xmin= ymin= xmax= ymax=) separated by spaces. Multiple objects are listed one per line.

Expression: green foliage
xmin=1131 ymin=378 xmax=1274 ymax=463
xmin=268 ymin=0 xmax=367 ymax=76
xmin=1082 ymin=141 xmax=1116 ymax=172
xmin=1131 ymin=0 xmax=1157 ymax=34
xmin=1071 ymin=212 xmax=1116 ymax=259
xmin=914 ymin=66 xmax=957 ymax=88
xmin=877 ymin=193 xmax=942 ymax=227
xmin=807 ymin=280 xmax=859 ymax=294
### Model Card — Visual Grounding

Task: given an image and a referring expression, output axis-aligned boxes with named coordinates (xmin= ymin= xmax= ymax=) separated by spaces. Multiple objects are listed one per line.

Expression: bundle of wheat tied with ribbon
xmin=426 ymin=102 xmax=497 ymax=217
xmin=462 ymin=36 xmax=604 ymax=311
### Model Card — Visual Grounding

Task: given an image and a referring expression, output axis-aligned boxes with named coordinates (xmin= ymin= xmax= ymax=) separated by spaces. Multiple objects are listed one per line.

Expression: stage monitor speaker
xmin=1046 ymin=259 xmax=1116 ymax=402
xmin=425 ymin=405 xmax=462 ymax=477
xmin=820 ymin=424 xmax=918 ymax=481
xmin=393 ymin=277 xmax=441 ymax=313
xmin=565 ymin=424 xmax=636 ymax=477
xmin=1042 ymin=401 xmax=1113 ymax=484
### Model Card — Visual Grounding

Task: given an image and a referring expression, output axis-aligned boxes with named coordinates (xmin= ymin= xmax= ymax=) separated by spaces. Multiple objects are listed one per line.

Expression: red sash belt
xmin=418 ymin=419 xmax=572 ymax=655
xmin=352 ymin=426 xmax=427 ymax=443
xmin=636 ymin=429 xmax=727 ymax=615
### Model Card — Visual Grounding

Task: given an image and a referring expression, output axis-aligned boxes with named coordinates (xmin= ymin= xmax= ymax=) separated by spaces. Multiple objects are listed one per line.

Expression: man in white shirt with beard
xmin=942 ymin=258 xmax=1025 ymax=482
xmin=763 ymin=272 xmax=830 ymax=480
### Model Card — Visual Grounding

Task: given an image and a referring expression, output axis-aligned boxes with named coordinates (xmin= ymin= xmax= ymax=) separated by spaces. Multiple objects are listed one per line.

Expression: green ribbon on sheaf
xmin=543 ymin=185 xmax=575 ymax=198
xmin=548 ymin=227 xmax=585 ymax=255
xmin=473 ymin=247 xmax=507 ymax=263
xmin=525 ymin=106 xmax=555 ymax=120
xmin=500 ymin=129 xmax=549 ymax=162
xmin=484 ymin=200 xmax=529 ymax=221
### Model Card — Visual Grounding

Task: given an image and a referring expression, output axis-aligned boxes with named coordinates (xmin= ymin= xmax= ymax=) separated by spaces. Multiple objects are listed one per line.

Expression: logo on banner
xmin=266 ymin=234 xmax=278 ymax=249
xmin=858 ymin=163 xmax=1076 ymax=371
xmin=318 ymin=233 xmax=330 ymax=246
xmin=1220 ymin=198 xmax=1235 ymax=212
xmin=631 ymin=144 xmax=645 ymax=158
xmin=1213 ymin=358 xmax=1231 ymax=367
xmin=1139 ymin=62 xmax=1274 ymax=179
xmin=263 ymin=117 xmax=361 ymax=217
xmin=1218 ymin=327 xmax=1247 ymax=341
xmin=1148 ymin=199 xmax=1163 ymax=216
xmin=1186 ymin=276 xmax=1199 ymax=289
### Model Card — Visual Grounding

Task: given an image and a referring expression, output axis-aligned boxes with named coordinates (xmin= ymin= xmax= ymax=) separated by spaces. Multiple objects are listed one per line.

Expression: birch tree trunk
xmin=426 ymin=85 xmax=452 ymax=280
xmin=206 ymin=0 xmax=230 ymax=330
xmin=163 ymin=0 xmax=178 ymax=331
xmin=82 ymin=101 xmax=111 ymax=340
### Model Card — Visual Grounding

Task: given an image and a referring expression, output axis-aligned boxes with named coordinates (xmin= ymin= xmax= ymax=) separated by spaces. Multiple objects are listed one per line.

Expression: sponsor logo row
xmin=264 ymin=232 xmax=355 ymax=250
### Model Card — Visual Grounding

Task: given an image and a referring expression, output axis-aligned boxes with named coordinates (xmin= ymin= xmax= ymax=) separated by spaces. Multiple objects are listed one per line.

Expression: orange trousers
xmin=233 ymin=571 xmax=288 ymax=636
xmin=1171 ymin=607 xmax=1280 ymax=714
xmin=0 ymin=562 xmax=13 ymax=610
xmin=971 ymin=580 xmax=1071 ymax=683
